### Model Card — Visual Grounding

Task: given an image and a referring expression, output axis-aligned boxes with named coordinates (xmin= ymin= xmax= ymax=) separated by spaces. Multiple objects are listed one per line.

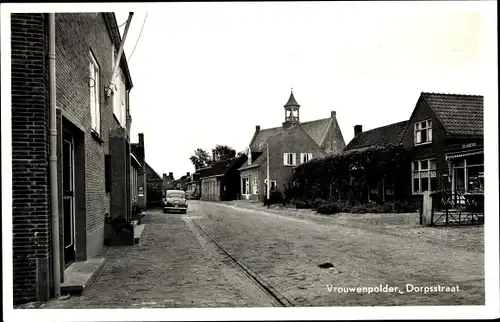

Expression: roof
xmin=240 ymin=123 xmax=327 ymax=170
xmin=200 ymin=155 xmax=248 ymax=178
xmin=144 ymin=162 xmax=162 ymax=180
xmin=249 ymin=117 xmax=331 ymax=151
xmin=284 ymin=90 xmax=300 ymax=108
xmin=344 ymin=120 xmax=408 ymax=151
xmin=421 ymin=92 xmax=483 ymax=136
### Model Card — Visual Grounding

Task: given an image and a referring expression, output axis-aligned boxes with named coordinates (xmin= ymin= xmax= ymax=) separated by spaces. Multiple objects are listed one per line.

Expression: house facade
xmin=11 ymin=13 xmax=136 ymax=304
xmin=344 ymin=92 xmax=484 ymax=206
xmin=238 ymin=91 xmax=346 ymax=201
xmin=400 ymin=92 xmax=484 ymax=201
xmin=145 ymin=162 xmax=163 ymax=208
xmin=343 ymin=121 xmax=410 ymax=202
xmin=200 ymin=156 xmax=248 ymax=201
xmin=130 ymin=133 xmax=147 ymax=209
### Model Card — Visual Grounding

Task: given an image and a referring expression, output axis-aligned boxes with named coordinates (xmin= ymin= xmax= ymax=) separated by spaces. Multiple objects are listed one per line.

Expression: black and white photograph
xmin=1 ymin=1 xmax=498 ymax=321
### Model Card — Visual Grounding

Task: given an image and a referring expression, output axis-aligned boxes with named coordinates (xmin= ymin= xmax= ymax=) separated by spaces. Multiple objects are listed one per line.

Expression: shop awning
xmin=445 ymin=149 xmax=483 ymax=161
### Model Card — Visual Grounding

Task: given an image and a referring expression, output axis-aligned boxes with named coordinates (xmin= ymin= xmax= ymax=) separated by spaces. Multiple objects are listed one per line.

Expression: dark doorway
xmin=62 ymin=131 xmax=76 ymax=268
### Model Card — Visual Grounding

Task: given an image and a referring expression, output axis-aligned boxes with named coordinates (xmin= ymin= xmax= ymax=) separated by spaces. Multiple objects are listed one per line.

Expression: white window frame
xmin=89 ymin=51 xmax=100 ymax=134
xmin=284 ymin=153 xmax=296 ymax=166
xmin=242 ymin=177 xmax=250 ymax=195
xmin=414 ymin=119 xmax=432 ymax=145
xmin=300 ymin=153 xmax=313 ymax=164
xmin=452 ymin=156 xmax=484 ymax=194
xmin=411 ymin=159 xmax=437 ymax=194
xmin=252 ymin=177 xmax=259 ymax=194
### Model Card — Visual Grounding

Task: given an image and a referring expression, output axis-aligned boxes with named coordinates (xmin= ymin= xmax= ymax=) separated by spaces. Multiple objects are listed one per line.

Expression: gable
xmin=255 ymin=125 xmax=326 ymax=165
xmin=422 ymin=92 xmax=483 ymax=136
xmin=145 ymin=162 xmax=162 ymax=180
xmin=299 ymin=118 xmax=331 ymax=145
xmin=319 ymin=117 xmax=346 ymax=154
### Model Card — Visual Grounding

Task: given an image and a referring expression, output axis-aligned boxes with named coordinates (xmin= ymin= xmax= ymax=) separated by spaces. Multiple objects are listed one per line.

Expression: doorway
xmin=62 ymin=131 xmax=76 ymax=268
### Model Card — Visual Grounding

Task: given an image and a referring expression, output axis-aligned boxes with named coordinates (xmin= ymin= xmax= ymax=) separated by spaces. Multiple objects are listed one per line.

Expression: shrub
xmin=263 ymin=190 xmax=284 ymax=206
xmin=394 ymin=200 xmax=417 ymax=213
xmin=317 ymin=200 xmax=344 ymax=214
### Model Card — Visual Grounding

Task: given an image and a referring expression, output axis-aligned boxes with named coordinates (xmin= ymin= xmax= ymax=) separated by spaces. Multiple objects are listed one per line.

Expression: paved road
xmin=42 ymin=200 xmax=484 ymax=308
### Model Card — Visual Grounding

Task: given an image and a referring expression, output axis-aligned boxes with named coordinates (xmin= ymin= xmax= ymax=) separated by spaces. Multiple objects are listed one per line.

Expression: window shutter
xmin=95 ymin=67 xmax=100 ymax=133
xmin=283 ymin=153 xmax=287 ymax=165
xmin=89 ymin=62 xmax=96 ymax=131
xmin=428 ymin=128 xmax=432 ymax=142
xmin=308 ymin=153 xmax=313 ymax=161
xmin=292 ymin=153 xmax=297 ymax=166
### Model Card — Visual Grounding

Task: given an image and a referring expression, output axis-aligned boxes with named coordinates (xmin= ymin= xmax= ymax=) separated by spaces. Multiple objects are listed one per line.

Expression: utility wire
xmin=128 ymin=12 xmax=148 ymax=62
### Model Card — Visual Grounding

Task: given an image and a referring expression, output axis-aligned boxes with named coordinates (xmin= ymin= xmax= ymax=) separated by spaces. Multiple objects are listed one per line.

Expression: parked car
xmin=163 ymin=190 xmax=188 ymax=214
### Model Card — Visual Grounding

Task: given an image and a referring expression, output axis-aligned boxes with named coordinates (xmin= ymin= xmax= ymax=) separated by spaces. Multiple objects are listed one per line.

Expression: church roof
xmin=284 ymin=90 xmax=300 ymax=108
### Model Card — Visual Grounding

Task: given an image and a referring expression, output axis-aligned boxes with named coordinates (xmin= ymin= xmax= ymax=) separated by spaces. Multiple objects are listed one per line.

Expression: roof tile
xmin=344 ymin=121 xmax=408 ymax=151
xmin=422 ymin=92 xmax=483 ymax=136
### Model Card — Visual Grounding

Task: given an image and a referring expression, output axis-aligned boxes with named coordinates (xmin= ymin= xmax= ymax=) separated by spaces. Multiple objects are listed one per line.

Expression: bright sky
xmin=115 ymin=2 xmax=487 ymax=180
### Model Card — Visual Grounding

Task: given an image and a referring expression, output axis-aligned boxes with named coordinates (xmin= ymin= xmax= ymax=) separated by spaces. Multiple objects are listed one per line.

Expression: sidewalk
xmin=216 ymin=200 xmax=483 ymax=253
xmin=40 ymin=210 xmax=247 ymax=308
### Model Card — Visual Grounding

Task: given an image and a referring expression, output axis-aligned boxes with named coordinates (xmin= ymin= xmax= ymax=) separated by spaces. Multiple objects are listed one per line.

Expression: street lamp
xmin=259 ymin=142 xmax=270 ymax=200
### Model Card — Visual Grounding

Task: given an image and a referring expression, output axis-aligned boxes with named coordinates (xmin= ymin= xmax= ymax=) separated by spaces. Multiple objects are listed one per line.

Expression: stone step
xmin=61 ymin=258 xmax=106 ymax=294
xmin=134 ymin=224 xmax=146 ymax=244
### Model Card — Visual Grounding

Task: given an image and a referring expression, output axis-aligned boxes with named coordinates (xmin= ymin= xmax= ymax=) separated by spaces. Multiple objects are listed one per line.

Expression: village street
xmin=41 ymin=201 xmax=484 ymax=309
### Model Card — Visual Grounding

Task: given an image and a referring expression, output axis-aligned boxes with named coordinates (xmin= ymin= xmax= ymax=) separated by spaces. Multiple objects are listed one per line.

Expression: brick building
xmin=344 ymin=92 xmax=484 ymax=206
xmin=401 ymin=92 xmax=484 ymax=200
xmin=238 ymin=90 xmax=346 ymax=201
xmin=11 ymin=13 xmax=137 ymax=304
xmin=145 ymin=162 xmax=163 ymax=208
xmin=130 ymin=133 xmax=147 ymax=209
xmin=200 ymin=156 xmax=248 ymax=201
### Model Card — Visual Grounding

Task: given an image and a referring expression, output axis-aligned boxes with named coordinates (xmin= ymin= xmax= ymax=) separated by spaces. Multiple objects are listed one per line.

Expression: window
xmin=414 ymin=120 xmax=432 ymax=145
xmin=105 ymin=154 xmax=111 ymax=193
xmin=89 ymin=52 xmax=100 ymax=134
xmin=253 ymin=177 xmax=259 ymax=194
xmin=113 ymin=71 xmax=127 ymax=127
xmin=300 ymin=153 xmax=313 ymax=163
xmin=412 ymin=159 xmax=437 ymax=193
xmin=452 ymin=154 xmax=484 ymax=193
xmin=284 ymin=153 xmax=296 ymax=166
xmin=242 ymin=177 xmax=250 ymax=195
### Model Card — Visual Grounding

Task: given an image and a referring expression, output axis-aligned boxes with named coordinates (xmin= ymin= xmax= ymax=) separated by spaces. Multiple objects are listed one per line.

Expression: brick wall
xmin=401 ymin=97 xmax=449 ymax=195
xmin=11 ymin=13 xmax=51 ymax=304
xmin=54 ymin=13 xmax=124 ymax=258
xmin=259 ymin=126 xmax=326 ymax=200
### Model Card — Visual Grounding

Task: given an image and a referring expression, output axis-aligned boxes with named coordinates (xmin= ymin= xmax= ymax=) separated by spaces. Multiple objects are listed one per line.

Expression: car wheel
xmin=163 ymin=209 xmax=168 ymax=214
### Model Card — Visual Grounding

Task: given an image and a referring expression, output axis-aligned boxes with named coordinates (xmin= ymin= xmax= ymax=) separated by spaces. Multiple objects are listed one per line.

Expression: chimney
xmin=256 ymin=125 xmax=260 ymax=132
xmin=331 ymin=111 xmax=336 ymax=118
xmin=169 ymin=172 xmax=173 ymax=179
xmin=354 ymin=125 xmax=363 ymax=136
xmin=138 ymin=133 xmax=144 ymax=146
xmin=187 ymin=172 xmax=190 ymax=177
xmin=163 ymin=173 xmax=167 ymax=179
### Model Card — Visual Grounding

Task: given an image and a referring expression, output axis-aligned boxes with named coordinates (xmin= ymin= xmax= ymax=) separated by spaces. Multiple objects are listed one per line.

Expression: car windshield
xmin=167 ymin=193 xmax=184 ymax=198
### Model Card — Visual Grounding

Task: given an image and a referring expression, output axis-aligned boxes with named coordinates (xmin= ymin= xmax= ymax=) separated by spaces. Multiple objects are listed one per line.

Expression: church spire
xmin=284 ymin=89 xmax=300 ymax=108
xmin=283 ymin=89 xmax=300 ymax=127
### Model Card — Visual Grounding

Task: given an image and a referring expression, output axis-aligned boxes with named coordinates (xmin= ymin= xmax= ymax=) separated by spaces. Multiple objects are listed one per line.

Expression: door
xmin=62 ymin=131 xmax=76 ymax=268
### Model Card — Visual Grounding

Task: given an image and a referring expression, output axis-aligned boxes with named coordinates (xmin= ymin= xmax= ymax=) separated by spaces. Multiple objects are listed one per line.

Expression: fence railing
xmin=421 ymin=191 xmax=484 ymax=226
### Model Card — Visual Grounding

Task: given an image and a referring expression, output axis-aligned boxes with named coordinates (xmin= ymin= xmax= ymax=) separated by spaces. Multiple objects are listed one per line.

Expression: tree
xmin=212 ymin=145 xmax=236 ymax=162
xmin=189 ymin=148 xmax=213 ymax=170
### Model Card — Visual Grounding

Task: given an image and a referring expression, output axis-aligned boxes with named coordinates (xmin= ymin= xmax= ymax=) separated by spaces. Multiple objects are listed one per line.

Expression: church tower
xmin=283 ymin=89 xmax=300 ymax=128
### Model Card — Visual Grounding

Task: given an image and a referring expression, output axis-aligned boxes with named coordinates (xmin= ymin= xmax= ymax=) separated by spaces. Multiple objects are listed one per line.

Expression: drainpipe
xmin=107 ymin=12 xmax=134 ymax=97
xmin=48 ymin=13 xmax=61 ymax=298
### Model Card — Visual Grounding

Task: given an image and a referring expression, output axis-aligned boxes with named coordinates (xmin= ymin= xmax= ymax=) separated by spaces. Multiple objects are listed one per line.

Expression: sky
xmin=115 ymin=2 xmax=488 ymax=180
